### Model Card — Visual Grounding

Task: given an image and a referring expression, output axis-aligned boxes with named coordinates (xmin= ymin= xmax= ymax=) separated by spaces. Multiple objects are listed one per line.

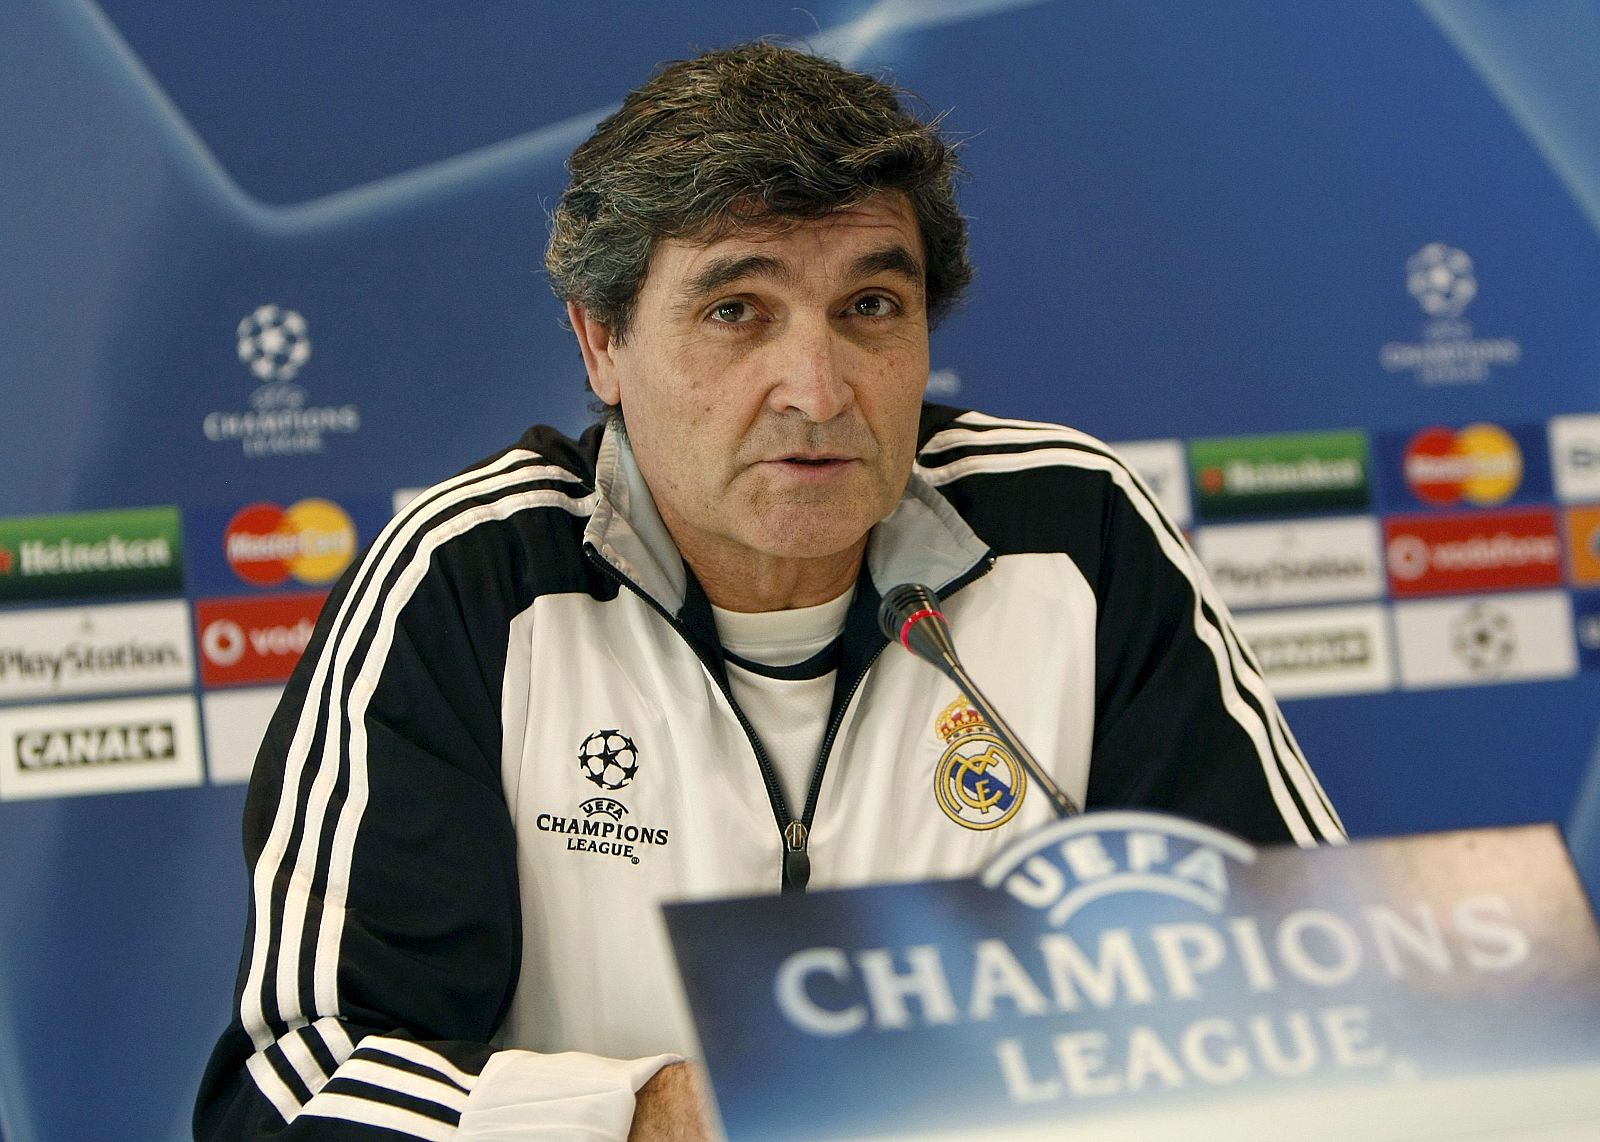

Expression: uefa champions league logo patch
xmin=934 ymin=698 xmax=1026 ymax=830
xmin=577 ymin=729 xmax=639 ymax=790
xmin=533 ymin=728 xmax=670 ymax=865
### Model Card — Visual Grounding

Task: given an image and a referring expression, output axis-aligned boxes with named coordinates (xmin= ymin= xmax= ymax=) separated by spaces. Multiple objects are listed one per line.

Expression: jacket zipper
xmin=586 ymin=544 xmax=997 ymax=894
xmin=584 ymin=546 xmax=806 ymax=891
xmin=797 ymin=553 xmax=998 ymax=836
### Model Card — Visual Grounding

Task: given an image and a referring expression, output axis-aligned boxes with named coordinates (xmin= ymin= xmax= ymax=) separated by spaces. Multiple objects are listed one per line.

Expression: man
xmin=196 ymin=42 xmax=1342 ymax=1142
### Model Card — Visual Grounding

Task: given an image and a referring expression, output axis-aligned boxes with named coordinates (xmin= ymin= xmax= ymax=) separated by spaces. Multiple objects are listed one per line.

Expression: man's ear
xmin=568 ymin=302 xmax=621 ymax=407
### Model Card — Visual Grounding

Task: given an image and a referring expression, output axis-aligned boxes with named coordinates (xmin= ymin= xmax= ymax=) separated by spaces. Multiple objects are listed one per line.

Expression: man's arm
xmin=627 ymin=1063 xmax=715 ymax=1142
xmin=195 ymin=456 xmax=678 ymax=1140
xmin=1084 ymin=452 xmax=1346 ymax=845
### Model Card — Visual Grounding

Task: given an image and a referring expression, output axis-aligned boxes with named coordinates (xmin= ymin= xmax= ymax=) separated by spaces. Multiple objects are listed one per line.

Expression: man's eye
xmin=853 ymin=294 xmax=897 ymax=318
xmin=709 ymin=300 xmax=754 ymax=324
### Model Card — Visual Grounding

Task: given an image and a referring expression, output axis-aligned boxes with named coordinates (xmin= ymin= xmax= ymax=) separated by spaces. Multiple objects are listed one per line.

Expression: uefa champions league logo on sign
xmin=1405 ymin=243 xmax=1476 ymax=319
xmin=237 ymin=304 xmax=311 ymax=383
xmin=1380 ymin=243 xmax=1519 ymax=385
xmin=201 ymin=303 xmax=360 ymax=457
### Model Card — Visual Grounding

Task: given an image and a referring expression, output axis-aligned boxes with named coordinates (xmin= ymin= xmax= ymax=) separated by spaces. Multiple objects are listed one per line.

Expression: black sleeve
xmin=195 ymin=487 xmax=530 ymax=1140
xmin=1083 ymin=462 xmax=1345 ymax=846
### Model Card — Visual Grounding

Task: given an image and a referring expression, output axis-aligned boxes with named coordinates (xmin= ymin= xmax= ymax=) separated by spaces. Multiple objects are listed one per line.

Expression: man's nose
xmin=766 ymin=318 xmax=853 ymax=423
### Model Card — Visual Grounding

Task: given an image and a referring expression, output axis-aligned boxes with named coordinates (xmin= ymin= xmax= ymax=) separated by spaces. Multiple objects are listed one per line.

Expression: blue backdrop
xmin=4 ymin=2 xmax=1600 ymax=1139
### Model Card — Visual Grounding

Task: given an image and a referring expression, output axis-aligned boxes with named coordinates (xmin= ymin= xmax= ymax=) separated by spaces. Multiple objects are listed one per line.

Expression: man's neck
xmin=683 ymin=538 xmax=867 ymax=613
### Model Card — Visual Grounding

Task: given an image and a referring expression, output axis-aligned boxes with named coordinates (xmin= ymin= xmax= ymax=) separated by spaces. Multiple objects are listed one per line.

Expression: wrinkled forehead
xmin=642 ymin=192 xmax=927 ymax=291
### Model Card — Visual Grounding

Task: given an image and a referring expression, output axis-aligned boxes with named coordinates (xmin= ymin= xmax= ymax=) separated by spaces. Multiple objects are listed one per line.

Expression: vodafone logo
xmin=202 ymin=619 xmax=248 ymax=667
xmin=224 ymin=499 xmax=356 ymax=587
xmin=194 ymin=593 xmax=325 ymax=688
xmin=1384 ymin=509 xmax=1562 ymax=597
xmin=1387 ymin=535 xmax=1433 ymax=582
xmin=1403 ymin=424 xmax=1522 ymax=507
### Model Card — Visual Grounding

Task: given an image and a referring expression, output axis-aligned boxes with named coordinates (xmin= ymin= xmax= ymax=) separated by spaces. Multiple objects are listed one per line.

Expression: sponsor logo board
xmin=0 ymin=507 xmax=183 ymax=603
xmin=1375 ymin=421 xmax=1550 ymax=511
xmin=1393 ymin=591 xmax=1576 ymax=690
xmin=1384 ymin=508 xmax=1563 ymax=597
xmin=0 ymin=600 xmax=194 ymax=701
xmin=224 ymin=499 xmax=355 ymax=587
xmin=201 ymin=686 xmax=283 ymax=784
xmin=183 ymin=495 xmax=386 ymax=597
xmin=1189 ymin=430 xmax=1370 ymax=519
xmin=1550 ymin=413 xmax=1600 ymax=504
xmin=0 ymin=693 xmax=204 ymax=800
xmin=1196 ymin=516 xmax=1383 ymax=609
xmin=1233 ymin=604 xmax=1394 ymax=699
xmin=195 ymin=592 xmax=324 ymax=688
xmin=1108 ymin=439 xmax=1191 ymax=527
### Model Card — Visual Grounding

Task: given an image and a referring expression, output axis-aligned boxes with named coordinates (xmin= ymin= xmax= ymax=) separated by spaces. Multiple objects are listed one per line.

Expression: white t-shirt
xmin=711 ymin=587 xmax=853 ymax=818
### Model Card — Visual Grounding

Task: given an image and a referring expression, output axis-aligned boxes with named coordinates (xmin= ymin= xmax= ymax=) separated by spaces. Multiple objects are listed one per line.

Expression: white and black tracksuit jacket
xmin=195 ymin=405 xmax=1344 ymax=1140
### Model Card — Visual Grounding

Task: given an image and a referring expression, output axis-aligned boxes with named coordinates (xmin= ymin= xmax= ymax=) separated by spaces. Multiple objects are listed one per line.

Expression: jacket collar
xmin=583 ymin=420 xmax=992 ymax=616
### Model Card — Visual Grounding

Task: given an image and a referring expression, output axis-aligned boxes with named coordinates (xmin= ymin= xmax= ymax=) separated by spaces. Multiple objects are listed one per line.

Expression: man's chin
xmin=741 ymin=510 xmax=877 ymax=565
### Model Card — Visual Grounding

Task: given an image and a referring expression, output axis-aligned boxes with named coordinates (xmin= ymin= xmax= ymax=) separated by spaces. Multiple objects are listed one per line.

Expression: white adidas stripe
xmin=301 ymin=1093 xmax=457 ymax=1142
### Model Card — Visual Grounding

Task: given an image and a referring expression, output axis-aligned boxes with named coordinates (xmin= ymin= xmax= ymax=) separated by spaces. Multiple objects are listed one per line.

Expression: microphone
xmin=879 ymin=583 xmax=1081 ymax=818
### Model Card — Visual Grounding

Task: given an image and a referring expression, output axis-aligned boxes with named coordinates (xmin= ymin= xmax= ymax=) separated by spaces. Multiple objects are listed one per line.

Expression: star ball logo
xmin=1450 ymin=602 xmax=1516 ymax=676
xmin=578 ymin=729 xmax=640 ymax=791
xmin=224 ymin=499 xmax=357 ymax=588
xmin=1406 ymin=243 xmax=1476 ymax=319
xmin=237 ymin=304 xmax=311 ymax=382
xmin=534 ymin=729 xmax=669 ymax=864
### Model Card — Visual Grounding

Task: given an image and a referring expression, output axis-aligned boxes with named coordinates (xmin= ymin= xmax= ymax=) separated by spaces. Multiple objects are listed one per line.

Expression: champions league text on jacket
xmin=771 ymin=824 xmax=1530 ymax=1106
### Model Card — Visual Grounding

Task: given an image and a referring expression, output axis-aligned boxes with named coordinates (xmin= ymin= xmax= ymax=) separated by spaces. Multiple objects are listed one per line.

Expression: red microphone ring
xmin=898 ymin=608 xmax=944 ymax=648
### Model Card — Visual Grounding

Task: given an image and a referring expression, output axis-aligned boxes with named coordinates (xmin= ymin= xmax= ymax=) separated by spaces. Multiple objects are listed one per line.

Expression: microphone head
xmin=879 ymin=582 xmax=962 ymax=679
xmin=878 ymin=582 xmax=943 ymax=644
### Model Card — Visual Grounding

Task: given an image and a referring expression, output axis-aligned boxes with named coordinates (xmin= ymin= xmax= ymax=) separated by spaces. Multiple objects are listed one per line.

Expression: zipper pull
xmin=782 ymin=820 xmax=811 ymax=894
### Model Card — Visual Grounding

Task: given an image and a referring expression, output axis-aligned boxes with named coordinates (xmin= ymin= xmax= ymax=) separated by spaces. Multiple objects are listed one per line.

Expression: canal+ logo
xmin=980 ymin=812 xmax=1256 ymax=926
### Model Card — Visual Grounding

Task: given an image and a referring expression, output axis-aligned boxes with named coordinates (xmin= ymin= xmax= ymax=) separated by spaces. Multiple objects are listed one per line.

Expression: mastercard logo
xmin=224 ymin=499 xmax=357 ymax=587
xmin=1402 ymin=424 xmax=1522 ymax=507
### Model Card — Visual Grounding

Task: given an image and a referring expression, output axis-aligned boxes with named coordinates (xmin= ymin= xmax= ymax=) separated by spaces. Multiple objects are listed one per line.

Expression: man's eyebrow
xmin=849 ymin=245 xmax=925 ymax=291
xmin=679 ymin=253 xmax=794 ymax=303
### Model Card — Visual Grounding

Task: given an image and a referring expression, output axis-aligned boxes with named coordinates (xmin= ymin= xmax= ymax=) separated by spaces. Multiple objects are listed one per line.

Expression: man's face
xmin=573 ymin=192 xmax=931 ymax=607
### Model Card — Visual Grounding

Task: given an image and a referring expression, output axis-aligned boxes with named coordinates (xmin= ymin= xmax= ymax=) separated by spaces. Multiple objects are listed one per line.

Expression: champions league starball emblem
xmin=1406 ymin=243 xmax=1477 ymax=319
xmin=236 ymin=304 xmax=311 ymax=382
xmin=577 ymin=729 xmax=640 ymax=791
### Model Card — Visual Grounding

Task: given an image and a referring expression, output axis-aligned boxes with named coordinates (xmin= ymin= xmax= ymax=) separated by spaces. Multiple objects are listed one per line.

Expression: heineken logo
xmin=15 ymin=534 xmax=172 ymax=576
xmin=0 ymin=508 xmax=184 ymax=602
xmin=1190 ymin=431 xmax=1371 ymax=519
xmin=1198 ymin=456 xmax=1363 ymax=497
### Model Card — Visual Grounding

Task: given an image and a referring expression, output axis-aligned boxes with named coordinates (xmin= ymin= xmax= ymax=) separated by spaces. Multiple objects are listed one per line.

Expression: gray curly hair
xmin=545 ymin=42 xmax=972 ymax=342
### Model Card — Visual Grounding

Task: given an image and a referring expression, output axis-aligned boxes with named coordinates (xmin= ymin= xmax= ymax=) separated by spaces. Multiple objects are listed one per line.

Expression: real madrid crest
xmin=934 ymin=697 xmax=1026 ymax=830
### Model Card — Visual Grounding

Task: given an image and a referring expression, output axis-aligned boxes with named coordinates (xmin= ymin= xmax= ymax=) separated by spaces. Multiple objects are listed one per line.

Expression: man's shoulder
xmin=385 ymin=421 xmax=605 ymax=576
xmin=915 ymin=403 xmax=1130 ymax=482
xmin=914 ymin=404 xmax=1175 ymax=561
